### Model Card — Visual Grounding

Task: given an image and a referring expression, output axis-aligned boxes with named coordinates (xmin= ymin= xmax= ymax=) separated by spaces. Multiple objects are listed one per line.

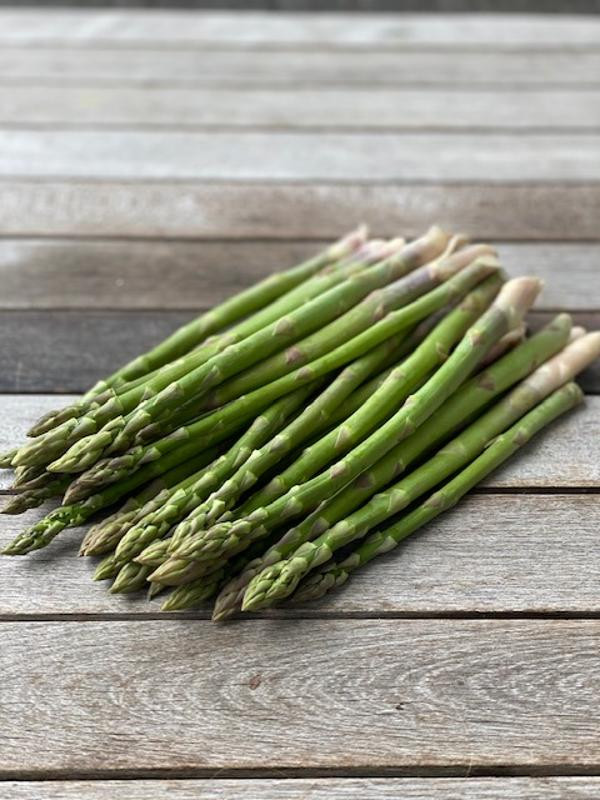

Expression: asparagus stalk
xmin=198 ymin=240 xmax=489 ymax=410
xmin=292 ymin=383 xmax=585 ymax=605
xmin=79 ymin=452 xmax=222 ymax=556
xmin=27 ymin=229 xmax=372 ymax=438
xmin=242 ymin=334 xmax=598 ymax=611
xmin=112 ymin=228 xmax=449 ymax=444
xmin=176 ymin=331 xmax=412 ymax=536
xmin=50 ymin=256 xmax=497 ymax=499
xmin=25 ymin=231 xmax=439 ymax=473
xmin=239 ymin=272 xmax=502 ymax=516
xmin=111 ymin=381 xmax=320 ymax=565
xmin=110 ymin=563 xmax=151 ymax=594
xmin=211 ymin=313 xmax=572 ymax=620
xmin=1 ymin=476 xmax=70 ymax=515
xmin=168 ymin=276 xmax=540 ymax=569
xmin=86 ymin=226 xmax=370 ymax=396
xmin=1 ymin=442 xmax=226 ymax=556
xmin=161 ymin=568 xmax=226 ymax=612
xmin=93 ymin=552 xmax=121 ymax=581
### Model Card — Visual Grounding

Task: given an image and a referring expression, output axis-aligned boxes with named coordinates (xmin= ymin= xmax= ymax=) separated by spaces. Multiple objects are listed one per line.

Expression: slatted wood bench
xmin=0 ymin=9 xmax=599 ymax=799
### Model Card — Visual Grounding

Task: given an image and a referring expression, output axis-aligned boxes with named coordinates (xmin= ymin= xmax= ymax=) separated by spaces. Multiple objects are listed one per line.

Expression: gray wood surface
xmin=3 ymin=396 xmax=598 ymax=492
xmin=0 ymin=239 xmax=597 ymax=310
xmin=0 ymin=8 xmax=598 ymax=793
xmin=3 ymin=131 xmax=600 ymax=181
xmin=5 ymin=87 xmax=600 ymax=130
xmin=1 ymin=11 xmax=599 ymax=47
xmin=2 ymin=618 xmax=600 ymax=774
xmin=1 ymin=310 xmax=598 ymax=394
xmin=5 ymin=778 xmax=600 ymax=799
xmin=1 ymin=494 xmax=599 ymax=616
xmin=3 ymin=182 xmax=599 ymax=240
xmin=3 ymin=48 xmax=600 ymax=88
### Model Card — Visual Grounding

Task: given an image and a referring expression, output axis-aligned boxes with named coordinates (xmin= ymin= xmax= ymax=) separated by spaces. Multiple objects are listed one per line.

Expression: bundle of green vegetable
xmin=2 ymin=225 xmax=598 ymax=619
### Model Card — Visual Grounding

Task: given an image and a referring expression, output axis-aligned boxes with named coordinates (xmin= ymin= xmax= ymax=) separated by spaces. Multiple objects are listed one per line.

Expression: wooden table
xmin=1 ymin=9 xmax=600 ymax=799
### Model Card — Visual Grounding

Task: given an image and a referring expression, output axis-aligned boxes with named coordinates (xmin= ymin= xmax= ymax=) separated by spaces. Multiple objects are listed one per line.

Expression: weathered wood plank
xmin=3 ymin=395 xmax=598 ymax=493
xmin=2 ymin=131 xmax=600 ymax=181
xmin=1 ymin=494 xmax=599 ymax=615
xmin=0 ymin=238 xmax=323 ymax=309
xmin=1 ymin=310 xmax=598 ymax=394
xmin=3 ymin=48 xmax=600 ymax=88
xmin=3 ymin=182 xmax=599 ymax=240
xmin=0 ymin=11 xmax=599 ymax=48
xmin=2 ymin=618 xmax=600 ymax=774
xmin=5 ymin=87 xmax=600 ymax=130
xmin=4 ymin=778 xmax=600 ymax=799
xmin=0 ymin=239 xmax=597 ymax=310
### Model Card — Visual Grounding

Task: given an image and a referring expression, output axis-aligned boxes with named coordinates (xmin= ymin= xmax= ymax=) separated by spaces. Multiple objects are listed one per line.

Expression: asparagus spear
xmin=1 ymin=476 xmax=70 ymax=515
xmin=161 ymin=568 xmax=226 ymax=612
xmin=110 ymin=562 xmax=152 ymax=594
xmin=93 ymin=552 xmax=121 ymax=581
xmin=211 ymin=314 xmax=571 ymax=619
xmin=79 ymin=452 xmax=223 ymax=556
xmin=27 ymin=229 xmax=372 ymax=438
xmin=239 ymin=272 xmax=502 ymax=516
xmin=173 ymin=331 xmax=411 ymax=537
xmin=197 ymin=240 xmax=490 ymax=410
xmin=86 ymin=226 xmax=370 ymax=397
xmin=167 ymin=276 xmax=540 ymax=569
xmin=23 ymin=231 xmax=439 ymax=473
xmin=111 ymin=381 xmax=320 ymax=565
xmin=175 ymin=271 xmax=500 ymax=548
xmin=50 ymin=256 xmax=497 ymax=498
xmin=292 ymin=382 xmax=585 ymax=605
xmin=1 ymin=442 xmax=226 ymax=556
xmin=242 ymin=334 xmax=598 ymax=611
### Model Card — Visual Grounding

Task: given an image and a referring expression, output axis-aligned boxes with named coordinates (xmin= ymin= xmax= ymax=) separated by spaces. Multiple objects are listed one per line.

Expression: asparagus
xmin=1 ymin=442 xmax=226 ymax=556
xmin=27 ymin=229 xmax=372 ymax=438
xmin=161 ymin=568 xmax=226 ymax=612
xmin=168 ymin=276 xmax=540 ymax=569
xmin=180 ymin=331 xmax=411 ymax=534
xmin=239 ymin=272 xmax=502 ymax=516
xmin=29 ymin=232 xmax=439 ymax=473
xmin=1 ymin=476 xmax=70 ymax=515
xmin=86 ymin=226 xmax=369 ymax=396
xmin=79 ymin=452 xmax=221 ymax=556
xmin=111 ymin=381 xmax=319 ymax=565
xmin=212 ymin=313 xmax=572 ymax=620
xmin=110 ymin=563 xmax=151 ymax=594
xmin=0 ymin=449 xmax=17 ymax=469
xmin=51 ymin=256 xmax=498 ymax=497
xmin=198 ymin=240 xmax=490 ymax=410
xmin=242 ymin=334 xmax=599 ymax=610
xmin=292 ymin=382 xmax=584 ymax=605
xmin=175 ymin=271 xmax=500 ymax=549
xmin=93 ymin=552 xmax=121 ymax=581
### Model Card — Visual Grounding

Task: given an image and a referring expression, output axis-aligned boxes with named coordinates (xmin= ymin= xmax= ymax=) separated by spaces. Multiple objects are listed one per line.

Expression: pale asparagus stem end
xmin=327 ymin=224 xmax=369 ymax=260
xmin=522 ymin=332 xmax=600 ymax=399
xmin=494 ymin=277 xmax=544 ymax=329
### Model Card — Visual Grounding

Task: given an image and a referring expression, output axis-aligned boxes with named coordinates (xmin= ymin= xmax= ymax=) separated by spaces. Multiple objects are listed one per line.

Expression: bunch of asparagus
xmin=2 ymin=225 xmax=598 ymax=620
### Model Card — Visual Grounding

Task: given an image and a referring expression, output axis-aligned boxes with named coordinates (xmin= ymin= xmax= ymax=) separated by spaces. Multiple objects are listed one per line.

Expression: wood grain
xmin=2 ymin=131 xmax=600 ymax=181
xmin=5 ymin=87 xmax=600 ymax=130
xmin=2 ymin=618 xmax=600 ymax=774
xmin=1 ymin=494 xmax=599 ymax=616
xmin=3 ymin=48 xmax=600 ymax=88
xmin=2 ymin=182 xmax=600 ymax=240
xmin=1 ymin=310 xmax=598 ymax=394
xmin=1 ymin=239 xmax=598 ymax=310
xmin=4 ymin=778 xmax=600 ymax=799
xmin=3 ymin=396 xmax=598 ymax=493
xmin=1 ymin=11 xmax=599 ymax=48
